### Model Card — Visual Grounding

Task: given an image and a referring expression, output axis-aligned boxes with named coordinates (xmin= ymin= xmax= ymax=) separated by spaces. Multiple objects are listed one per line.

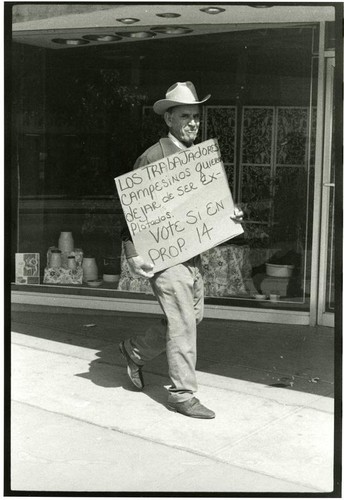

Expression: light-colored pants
xmin=124 ymin=256 xmax=204 ymax=403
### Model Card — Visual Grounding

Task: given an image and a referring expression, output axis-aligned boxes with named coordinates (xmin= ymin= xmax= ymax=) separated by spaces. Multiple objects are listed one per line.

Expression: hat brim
xmin=153 ymin=94 xmax=211 ymax=115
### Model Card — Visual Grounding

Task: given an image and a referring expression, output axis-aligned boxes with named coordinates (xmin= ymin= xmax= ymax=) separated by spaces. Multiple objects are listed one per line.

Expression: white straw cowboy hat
xmin=153 ymin=81 xmax=211 ymax=115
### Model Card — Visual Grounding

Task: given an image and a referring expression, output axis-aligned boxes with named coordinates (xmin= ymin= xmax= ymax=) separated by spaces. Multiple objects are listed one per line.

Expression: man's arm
xmin=121 ymin=227 xmax=154 ymax=279
xmin=120 ymin=152 xmax=155 ymax=279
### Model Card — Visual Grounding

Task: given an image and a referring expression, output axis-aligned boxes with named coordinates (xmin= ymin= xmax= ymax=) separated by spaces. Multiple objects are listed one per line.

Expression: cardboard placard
xmin=115 ymin=139 xmax=243 ymax=273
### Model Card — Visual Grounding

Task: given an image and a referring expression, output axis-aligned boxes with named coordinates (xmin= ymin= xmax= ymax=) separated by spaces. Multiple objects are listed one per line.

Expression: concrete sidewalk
xmin=10 ymin=307 xmax=335 ymax=494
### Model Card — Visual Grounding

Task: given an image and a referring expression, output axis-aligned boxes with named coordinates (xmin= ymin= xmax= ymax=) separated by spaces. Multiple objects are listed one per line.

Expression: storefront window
xmin=11 ymin=13 xmax=322 ymax=312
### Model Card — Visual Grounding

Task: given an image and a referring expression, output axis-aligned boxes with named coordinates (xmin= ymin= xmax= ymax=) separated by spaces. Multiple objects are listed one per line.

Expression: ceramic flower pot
xmin=67 ymin=256 xmax=77 ymax=270
xmin=50 ymin=250 xmax=62 ymax=268
xmin=58 ymin=231 xmax=74 ymax=255
xmin=82 ymin=257 xmax=98 ymax=282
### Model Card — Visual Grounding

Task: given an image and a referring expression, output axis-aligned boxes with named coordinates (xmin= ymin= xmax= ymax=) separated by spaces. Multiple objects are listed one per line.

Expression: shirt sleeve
xmin=121 ymin=226 xmax=138 ymax=259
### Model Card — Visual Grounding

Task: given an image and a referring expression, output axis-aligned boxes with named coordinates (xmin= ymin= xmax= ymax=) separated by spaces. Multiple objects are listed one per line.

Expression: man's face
xmin=164 ymin=104 xmax=200 ymax=146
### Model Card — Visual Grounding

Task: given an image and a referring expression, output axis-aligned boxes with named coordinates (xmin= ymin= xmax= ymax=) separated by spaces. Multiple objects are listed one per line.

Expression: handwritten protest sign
xmin=115 ymin=138 xmax=244 ymax=273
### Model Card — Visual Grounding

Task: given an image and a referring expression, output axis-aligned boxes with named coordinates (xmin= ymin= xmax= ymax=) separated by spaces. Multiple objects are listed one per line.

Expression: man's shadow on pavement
xmin=75 ymin=344 xmax=169 ymax=407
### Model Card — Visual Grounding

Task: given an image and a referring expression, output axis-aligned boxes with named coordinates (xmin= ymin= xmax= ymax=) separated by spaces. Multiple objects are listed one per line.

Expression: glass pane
xmin=13 ymin=43 xmax=138 ymax=284
xmin=238 ymin=80 xmax=315 ymax=306
xmin=11 ymin=22 xmax=317 ymax=309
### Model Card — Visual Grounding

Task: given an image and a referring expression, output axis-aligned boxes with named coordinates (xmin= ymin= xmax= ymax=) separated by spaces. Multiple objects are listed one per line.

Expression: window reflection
xmin=13 ymin=27 xmax=317 ymax=310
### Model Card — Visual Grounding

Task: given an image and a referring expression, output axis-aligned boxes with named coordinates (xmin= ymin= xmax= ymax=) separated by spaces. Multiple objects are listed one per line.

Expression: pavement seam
xmin=12 ymin=339 xmax=334 ymax=413
xmin=12 ymin=399 xmax=326 ymax=493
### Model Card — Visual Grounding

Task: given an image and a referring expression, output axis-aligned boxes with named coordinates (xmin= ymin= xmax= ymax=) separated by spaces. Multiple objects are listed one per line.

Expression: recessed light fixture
xmin=156 ymin=12 xmax=181 ymax=18
xmin=82 ymin=34 xmax=121 ymax=42
xmin=116 ymin=31 xmax=156 ymax=39
xmin=52 ymin=38 xmax=89 ymax=46
xmin=248 ymin=4 xmax=273 ymax=7
xmin=151 ymin=26 xmax=193 ymax=35
xmin=117 ymin=17 xmax=140 ymax=24
xmin=200 ymin=6 xmax=225 ymax=14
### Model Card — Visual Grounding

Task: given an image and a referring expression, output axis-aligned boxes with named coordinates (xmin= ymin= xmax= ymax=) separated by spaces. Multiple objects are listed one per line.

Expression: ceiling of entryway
xmin=12 ymin=3 xmax=335 ymax=50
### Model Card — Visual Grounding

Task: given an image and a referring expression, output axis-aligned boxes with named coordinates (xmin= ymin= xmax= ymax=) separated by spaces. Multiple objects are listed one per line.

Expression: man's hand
xmin=230 ymin=205 xmax=244 ymax=223
xmin=127 ymin=255 xmax=154 ymax=279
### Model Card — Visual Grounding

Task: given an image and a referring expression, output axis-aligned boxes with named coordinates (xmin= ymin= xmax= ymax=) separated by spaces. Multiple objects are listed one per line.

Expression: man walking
xmin=120 ymin=82 xmax=243 ymax=419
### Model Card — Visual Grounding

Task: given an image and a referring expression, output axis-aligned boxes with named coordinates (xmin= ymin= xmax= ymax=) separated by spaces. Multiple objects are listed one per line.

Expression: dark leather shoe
xmin=119 ymin=341 xmax=144 ymax=390
xmin=168 ymin=397 xmax=215 ymax=419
